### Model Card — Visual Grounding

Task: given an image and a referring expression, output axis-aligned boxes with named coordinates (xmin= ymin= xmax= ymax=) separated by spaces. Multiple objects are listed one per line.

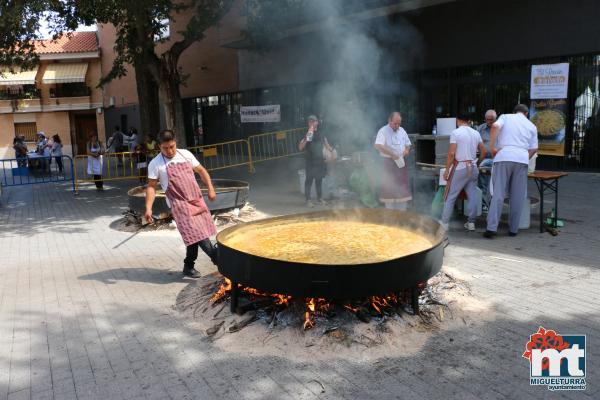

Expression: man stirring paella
xmin=144 ymin=130 xmax=218 ymax=278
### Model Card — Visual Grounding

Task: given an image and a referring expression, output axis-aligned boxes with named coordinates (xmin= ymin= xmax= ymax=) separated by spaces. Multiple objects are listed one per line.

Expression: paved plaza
xmin=0 ymin=159 xmax=598 ymax=400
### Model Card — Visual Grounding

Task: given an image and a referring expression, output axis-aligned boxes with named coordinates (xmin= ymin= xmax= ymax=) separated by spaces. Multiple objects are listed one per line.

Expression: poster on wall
xmin=530 ymin=63 xmax=569 ymax=100
xmin=240 ymin=105 xmax=281 ymax=123
xmin=530 ymin=63 xmax=569 ymax=156
xmin=530 ymin=99 xmax=567 ymax=157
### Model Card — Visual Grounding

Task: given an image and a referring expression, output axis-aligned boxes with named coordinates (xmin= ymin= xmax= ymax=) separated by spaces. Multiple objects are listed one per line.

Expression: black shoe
xmin=183 ymin=268 xmax=201 ymax=278
xmin=508 ymin=232 xmax=518 ymax=237
xmin=483 ymin=230 xmax=497 ymax=239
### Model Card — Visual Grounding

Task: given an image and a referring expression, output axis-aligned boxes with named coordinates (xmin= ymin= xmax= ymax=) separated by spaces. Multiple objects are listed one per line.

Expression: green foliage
xmin=0 ymin=0 xmax=73 ymax=71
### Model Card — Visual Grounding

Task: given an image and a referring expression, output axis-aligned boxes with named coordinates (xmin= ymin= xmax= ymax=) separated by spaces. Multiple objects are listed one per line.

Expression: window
xmin=14 ymin=122 xmax=38 ymax=142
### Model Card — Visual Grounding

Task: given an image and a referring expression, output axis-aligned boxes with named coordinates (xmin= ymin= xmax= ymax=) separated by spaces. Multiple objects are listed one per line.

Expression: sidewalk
xmin=0 ymin=160 xmax=598 ymax=400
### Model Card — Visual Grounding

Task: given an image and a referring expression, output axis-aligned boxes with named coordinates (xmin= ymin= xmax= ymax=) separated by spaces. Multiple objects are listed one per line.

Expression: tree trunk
xmin=159 ymin=65 xmax=187 ymax=147
xmin=133 ymin=63 xmax=160 ymax=141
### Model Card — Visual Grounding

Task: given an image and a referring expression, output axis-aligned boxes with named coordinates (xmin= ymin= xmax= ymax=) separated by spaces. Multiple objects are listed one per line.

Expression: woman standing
xmin=298 ymin=115 xmax=333 ymax=207
xmin=51 ymin=134 xmax=64 ymax=173
xmin=86 ymin=131 xmax=104 ymax=190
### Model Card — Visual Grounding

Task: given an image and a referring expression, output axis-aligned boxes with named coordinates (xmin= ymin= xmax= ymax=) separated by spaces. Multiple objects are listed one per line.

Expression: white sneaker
xmin=306 ymin=200 xmax=314 ymax=208
xmin=439 ymin=221 xmax=449 ymax=231
xmin=464 ymin=222 xmax=475 ymax=231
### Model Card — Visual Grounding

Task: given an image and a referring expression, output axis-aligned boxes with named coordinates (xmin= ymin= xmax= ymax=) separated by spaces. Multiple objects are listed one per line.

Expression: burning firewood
xmin=180 ymin=270 xmax=471 ymax=338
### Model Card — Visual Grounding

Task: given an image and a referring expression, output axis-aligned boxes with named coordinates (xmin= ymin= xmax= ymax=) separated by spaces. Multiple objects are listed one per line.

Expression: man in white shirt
xmin=374 ymin=111 xmax=412 ymax=210
xmin=145 ymin=130 xmax=218 ymax=278
xmin=484 ymin=104 xmax=538 ymax=238
xmin=441 ymin=113 xmax=487 ymax=231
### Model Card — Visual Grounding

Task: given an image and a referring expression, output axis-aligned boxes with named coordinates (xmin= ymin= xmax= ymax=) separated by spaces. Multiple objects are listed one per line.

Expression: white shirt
xmin=375 ymin=125 xmax=411 ymax=158
xmin=148 ymin=149 xmax=200 ymax=193
xmin=493 ymin=113 xmax=538 ymax=165
xmin=450 ymin=126 xmax=482 ymax=170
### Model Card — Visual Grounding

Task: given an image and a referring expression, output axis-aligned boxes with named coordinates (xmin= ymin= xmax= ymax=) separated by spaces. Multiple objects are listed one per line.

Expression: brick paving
xmin=0 ymin=160 xmax=598 ymax=399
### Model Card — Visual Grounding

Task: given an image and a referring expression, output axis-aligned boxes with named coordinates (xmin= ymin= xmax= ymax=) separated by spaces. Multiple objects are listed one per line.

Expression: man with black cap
xmin=440 ymin=113 xmax=487 ymax=231
xmin=484 ymin=104 xmax=538 ymax=238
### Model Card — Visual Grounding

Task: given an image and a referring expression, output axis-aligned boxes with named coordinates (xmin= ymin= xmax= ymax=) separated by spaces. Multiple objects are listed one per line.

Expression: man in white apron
xmin=374 ymin=111 xmax=412 ymax=210
xmin=144 ymin=130 xmax=217 ymax=278
xmin=441 ymin=113 xmax=487 ymax=231
xmin=484 ymin=104 xmax=538 ymax=238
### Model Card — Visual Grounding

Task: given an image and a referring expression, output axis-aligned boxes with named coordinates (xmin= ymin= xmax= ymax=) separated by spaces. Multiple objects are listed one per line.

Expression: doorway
xmin=74 ymin=114 xmax=98 ymax=155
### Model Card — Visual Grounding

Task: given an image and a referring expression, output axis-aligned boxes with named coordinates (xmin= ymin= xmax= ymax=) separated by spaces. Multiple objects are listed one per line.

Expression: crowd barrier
xmin=67 ymin=127 xmax=306 ymax=192
xmin=247 ymin=128 xmax=305 ymax=165
xmin=0 ymin=155 xmax=75 ymax=192
xmin=73 ymin=151 xmax=148 ymax=193
xmin=187 ymin=139 xmax=254 ymax=173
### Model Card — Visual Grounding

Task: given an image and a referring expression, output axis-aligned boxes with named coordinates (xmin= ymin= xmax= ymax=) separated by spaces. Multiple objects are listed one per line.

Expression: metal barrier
xmin=72 ymin=129 xmax=306 ymax=192
xmin=247 ymin=128 xmax=305 ymax=166
xmin=187 ymin=139 xmax=255 ymax=173
xmin=0 ymin=155 xmax=75 ymax=192
xmin=73 ymin=151 xmax=147 ymax=193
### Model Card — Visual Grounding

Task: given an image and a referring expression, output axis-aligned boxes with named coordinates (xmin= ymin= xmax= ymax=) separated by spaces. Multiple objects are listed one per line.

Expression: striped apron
xmin=163 ymin=153 xmax=216 ymax=246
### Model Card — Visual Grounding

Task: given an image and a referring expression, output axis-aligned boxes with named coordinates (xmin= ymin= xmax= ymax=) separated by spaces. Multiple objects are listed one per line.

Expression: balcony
xmin=46 ymin=83 xmax=93 ymax=111
xmin=0 ymin=88 xmax=42 ymax=113
xmin=49 ymin=83 xmax=92 ymax=98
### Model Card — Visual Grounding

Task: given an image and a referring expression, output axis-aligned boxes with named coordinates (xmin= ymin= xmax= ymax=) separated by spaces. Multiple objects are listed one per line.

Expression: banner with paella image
xmin=530 ymin=99 xmax=567 ymax=156
xmin=530 ymin=63 xmax=569 ymax=156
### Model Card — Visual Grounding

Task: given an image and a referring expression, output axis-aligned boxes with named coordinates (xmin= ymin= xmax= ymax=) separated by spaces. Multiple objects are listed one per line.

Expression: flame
xmin=344 ymin=304 xmax=358 ymax=313
xmin=209 ymin=277 xmax=423 ymax=329
xmin=303 ymin=298 xmax=316 ymax=330
xmin=210 ymin=278 xmax=232 ymax=303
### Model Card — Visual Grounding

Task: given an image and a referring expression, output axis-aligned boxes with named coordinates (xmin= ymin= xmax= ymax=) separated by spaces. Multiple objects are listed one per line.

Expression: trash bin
xmin=463 ymin=186 xmax=483 ymax=217
xmin=502 ymin=197 xmax=539 ymax=229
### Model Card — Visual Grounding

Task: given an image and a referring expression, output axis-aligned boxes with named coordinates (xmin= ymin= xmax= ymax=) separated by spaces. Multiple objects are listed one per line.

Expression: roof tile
xmin=36 ymin=31 xmax=98 ymax=54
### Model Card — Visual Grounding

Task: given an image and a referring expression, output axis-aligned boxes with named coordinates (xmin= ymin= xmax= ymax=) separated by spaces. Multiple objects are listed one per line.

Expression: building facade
xmin=0 ymin=32 xmax=106 ymax=158
xmin=98 ymin=0 xmax=600 ymax=169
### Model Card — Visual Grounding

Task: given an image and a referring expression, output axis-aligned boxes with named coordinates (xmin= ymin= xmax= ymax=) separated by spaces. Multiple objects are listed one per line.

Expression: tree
xmin=69 ymin=0 xmax=235 ymax=146
xmin=0 ymin=0 xmax=74 ymax=71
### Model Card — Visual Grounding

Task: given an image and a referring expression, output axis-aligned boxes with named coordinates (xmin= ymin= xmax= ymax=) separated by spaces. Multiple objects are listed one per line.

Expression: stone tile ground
xmin=0 ymin=158 xmax=598 ymax=399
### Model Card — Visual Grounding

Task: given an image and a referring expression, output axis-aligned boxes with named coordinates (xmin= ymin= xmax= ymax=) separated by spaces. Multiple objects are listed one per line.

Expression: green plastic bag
xmin=431 ymin=186 xmax=445 ymax=219
xmin=349 ymin=169 xmax=380 ymax=208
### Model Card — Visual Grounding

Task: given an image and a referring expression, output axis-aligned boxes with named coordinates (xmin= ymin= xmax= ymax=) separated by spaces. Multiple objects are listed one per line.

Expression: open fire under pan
xmin=216 ymin=209 xmax=445 ymax=314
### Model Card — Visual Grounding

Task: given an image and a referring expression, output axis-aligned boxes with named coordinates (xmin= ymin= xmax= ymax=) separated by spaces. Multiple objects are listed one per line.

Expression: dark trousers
xmin=184 ymin=238 xmax=217 ymax=271
xmin=93 ymin=175 xmax=103 ymax=189
xmin=55 ymin=157 xmax=63 ymax=172
xmin=305 ymin=166 xmax=324 ymax=201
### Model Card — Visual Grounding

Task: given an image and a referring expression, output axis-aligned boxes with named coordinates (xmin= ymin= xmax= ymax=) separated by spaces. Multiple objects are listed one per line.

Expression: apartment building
xmin=0 ymin=32 xmax=106 ymax=158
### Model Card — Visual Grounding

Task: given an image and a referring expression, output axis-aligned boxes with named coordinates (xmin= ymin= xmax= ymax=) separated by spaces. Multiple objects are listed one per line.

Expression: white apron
xmin=87 ymin=143 xmax=103 ymax=175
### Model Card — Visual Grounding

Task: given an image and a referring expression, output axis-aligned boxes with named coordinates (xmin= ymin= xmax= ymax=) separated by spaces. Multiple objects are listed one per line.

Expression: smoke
xmin=307 ymin=0 xmax=424 ymax=153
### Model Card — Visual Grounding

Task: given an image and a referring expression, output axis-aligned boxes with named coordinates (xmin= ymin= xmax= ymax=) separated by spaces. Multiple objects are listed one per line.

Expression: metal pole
xmin=411 ymin=287 xmax=420 ymax=315
xmin=230 ymin=281 xmax=239 ymax=314
xmin=554 ymin=179 xmax=559 ymax=228
xmin=538 ymin=179 xmax=544 ymax=233
xmin=68 ymin=156 xmax=75 ymax=193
